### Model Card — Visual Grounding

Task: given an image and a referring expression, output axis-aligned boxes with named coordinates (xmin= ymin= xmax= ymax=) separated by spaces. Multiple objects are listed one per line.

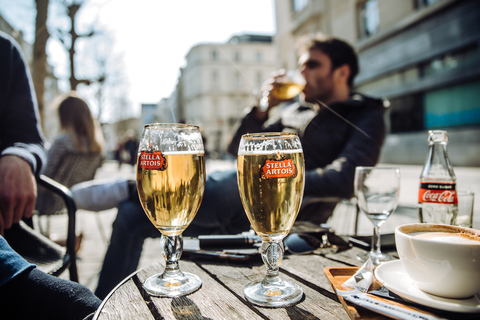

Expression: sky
xmin=0 ymin=0 xmax=276 ymax=121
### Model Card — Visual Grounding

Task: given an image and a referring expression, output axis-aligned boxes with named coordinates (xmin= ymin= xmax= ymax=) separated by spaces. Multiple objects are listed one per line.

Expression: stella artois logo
xmin=418 ymin=182 xmax=458 ymax=204
xmin=139 ymin=151 xmax=167 ymax=170
xmin=260 ymin=152 xmax=297 ymax=179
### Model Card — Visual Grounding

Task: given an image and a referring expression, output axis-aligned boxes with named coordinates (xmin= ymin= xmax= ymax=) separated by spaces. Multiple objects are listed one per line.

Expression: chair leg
xmin=69 ymin=260 xmax=79 ymax=282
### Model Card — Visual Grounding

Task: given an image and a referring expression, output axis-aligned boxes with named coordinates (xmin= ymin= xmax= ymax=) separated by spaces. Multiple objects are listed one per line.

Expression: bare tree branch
xmin=32 ymin=0 xmax=49 ymax=130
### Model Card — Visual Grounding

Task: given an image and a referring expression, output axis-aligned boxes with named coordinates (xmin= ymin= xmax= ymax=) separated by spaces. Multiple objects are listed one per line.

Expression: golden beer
xmin=238 ymin=151 xmax=304 ymax=240
xmin=137 ymin=151 xmax=205 ymax=236
xmin=271 ymin=82 xmax=305 ymax=100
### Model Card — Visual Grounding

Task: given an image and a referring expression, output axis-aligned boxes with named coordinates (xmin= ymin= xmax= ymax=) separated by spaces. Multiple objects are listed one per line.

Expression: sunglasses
xmin=285 ymin=233 xmax=326 ymax=254
xmin=285 ymin=232 xmax=352 ymax=255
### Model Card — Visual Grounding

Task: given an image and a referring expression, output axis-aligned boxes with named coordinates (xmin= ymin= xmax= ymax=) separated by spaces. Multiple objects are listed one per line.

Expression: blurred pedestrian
xmin=123 ymin=129 xmax=138 ymax=166
xmin=114 ymin=141 xmax=124 ymax=169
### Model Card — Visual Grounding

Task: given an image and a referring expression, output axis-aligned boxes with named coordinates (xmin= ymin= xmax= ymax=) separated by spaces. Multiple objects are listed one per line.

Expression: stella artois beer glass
xmin=136 ymin=124 xmax=205 ymax=296
xmin=237 ymin=133 xmax=305 ymax=307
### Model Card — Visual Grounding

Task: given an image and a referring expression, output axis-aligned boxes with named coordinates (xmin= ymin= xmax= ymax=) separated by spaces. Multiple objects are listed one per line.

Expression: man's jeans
xmin=95 ymin=169 xmax=249 ymax=299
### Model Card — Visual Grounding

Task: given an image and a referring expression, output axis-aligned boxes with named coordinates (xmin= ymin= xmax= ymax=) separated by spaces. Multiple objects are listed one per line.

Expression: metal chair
xmin=36 ymin=152 xmax=103 ymax=215
xmin=35 ymin=152 xmax=103 ymax=236
xmin=5 ymin=175 xmax=79 ymax=281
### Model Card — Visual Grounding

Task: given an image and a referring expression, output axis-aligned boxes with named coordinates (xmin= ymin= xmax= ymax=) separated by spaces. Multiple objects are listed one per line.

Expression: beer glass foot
xmin=243 ymin=280 xmax=303 ymax=307
xmin=143 ymin=272 xmax=201 ymax=297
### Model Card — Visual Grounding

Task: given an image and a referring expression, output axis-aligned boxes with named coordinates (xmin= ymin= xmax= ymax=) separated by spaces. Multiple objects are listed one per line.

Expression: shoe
xmin=50 ymin=232 xmax=84 ymax=253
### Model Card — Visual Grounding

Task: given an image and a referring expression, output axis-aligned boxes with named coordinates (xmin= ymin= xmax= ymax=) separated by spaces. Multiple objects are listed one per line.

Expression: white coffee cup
xmin=395 ymin=223 xmax=480 ymax=299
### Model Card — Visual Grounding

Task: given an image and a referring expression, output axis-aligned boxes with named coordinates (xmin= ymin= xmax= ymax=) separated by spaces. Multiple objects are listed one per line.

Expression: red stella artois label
xmin=261 ymin=154 xmax=297 ymax=179
xmin=139 ymin=151 xmax=167 ymax=170
xmin=418 ymin=182 xmax=458 ymax=204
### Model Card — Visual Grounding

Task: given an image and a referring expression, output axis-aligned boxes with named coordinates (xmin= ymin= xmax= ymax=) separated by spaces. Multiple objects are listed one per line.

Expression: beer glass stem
xmin=161 ymin=234 xmax=183 ymax=278
xmin=261 ymin=241 xmax=284 ymax=287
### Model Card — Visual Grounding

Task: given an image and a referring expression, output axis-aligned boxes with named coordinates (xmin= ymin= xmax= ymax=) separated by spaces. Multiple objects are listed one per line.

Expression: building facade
xmin=274 ymin=0 xmax=480 ymax=166
xmin=178 ymin=34 xmax=276 ymax=158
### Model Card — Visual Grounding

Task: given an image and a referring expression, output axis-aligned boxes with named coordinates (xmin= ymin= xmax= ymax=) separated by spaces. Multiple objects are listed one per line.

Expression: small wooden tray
xmin=324 ymin=267 xmax=441 ymax=320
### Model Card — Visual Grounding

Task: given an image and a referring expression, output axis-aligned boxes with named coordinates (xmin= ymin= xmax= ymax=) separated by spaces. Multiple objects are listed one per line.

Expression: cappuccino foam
xmin=413 ymin=231 xmax=480 ymax=245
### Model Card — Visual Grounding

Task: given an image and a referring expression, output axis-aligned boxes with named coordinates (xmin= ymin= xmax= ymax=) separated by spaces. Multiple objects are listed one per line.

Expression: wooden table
xmin=92 ymin=243 xmax=392 ymax=320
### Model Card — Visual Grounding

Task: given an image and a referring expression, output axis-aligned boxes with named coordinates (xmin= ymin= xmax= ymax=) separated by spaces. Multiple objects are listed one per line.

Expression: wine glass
xmin=237 ymin=132 xmax=305 ymax=307
xmin=354 ymin=166 xmax=400 ymax=265
xmin=259 ymin=70 xmax=306 ymax=111
xmin=136 ymin=123 xmax=205 ymax=296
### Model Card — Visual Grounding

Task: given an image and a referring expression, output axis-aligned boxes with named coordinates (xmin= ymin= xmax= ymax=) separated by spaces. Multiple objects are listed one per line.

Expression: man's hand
xmin=0 ymin=155 xmax=37 ymax=235
xmin=254 ymin=70 xmax=289 ymax=120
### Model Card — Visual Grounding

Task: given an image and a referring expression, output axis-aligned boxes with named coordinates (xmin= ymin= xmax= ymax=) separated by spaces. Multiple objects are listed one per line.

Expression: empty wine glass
xmin=354 ymin=166 xmax=400 ymax=265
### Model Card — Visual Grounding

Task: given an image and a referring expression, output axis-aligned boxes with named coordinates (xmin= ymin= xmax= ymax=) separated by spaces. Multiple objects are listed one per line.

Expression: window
xmin=389 ymin=94 xmax=424 ymax=133
xmin=211 ymin=49 xmax=218 ymax=61
xmin=415 ymin=0 xmax=441 ymax=9
xmin=292 ymin=0 xmax=307 ymax=12
xmin=234 ymin=71 xmax=242 ymax=88
xmin=357 ymin=0 xmax=379 ymax=39
xmin=233 ymin=51 xmax=241 ymax=62
xmin=211 ymin=70 xmax=219 ymax=86
xmin=255 ymin=51 xmax=262 ymax=62
xmin=420 ymin=45 xmax=478 ymax=78
xmin=424 ymin=81 xmax=480 ymax=129
xmin=256 ymin=71 xmax=264 ymax=88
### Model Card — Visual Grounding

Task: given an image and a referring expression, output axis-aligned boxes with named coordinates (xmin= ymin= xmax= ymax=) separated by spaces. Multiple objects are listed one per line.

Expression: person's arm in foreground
xmin=0 ymin=31 xmax=46 ymax=235
xmin=0 ymin=235 xmax=101 ymax=320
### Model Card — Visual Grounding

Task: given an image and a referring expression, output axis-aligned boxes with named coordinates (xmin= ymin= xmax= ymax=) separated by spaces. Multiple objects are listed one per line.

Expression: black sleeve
xmin=304 ymin=107 xmax=386 ymax=199
xmin=0 ymin=268 xmax=101 ymax=320
xmin=0 ymin=32 xmax=46 ymax=175
xmin=227 ymin=106 xmax=266 ymax=156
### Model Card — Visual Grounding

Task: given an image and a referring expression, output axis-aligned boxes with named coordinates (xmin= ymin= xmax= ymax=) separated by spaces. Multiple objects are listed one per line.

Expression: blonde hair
xmin=58 ymin=92 xmax=104 ymax=153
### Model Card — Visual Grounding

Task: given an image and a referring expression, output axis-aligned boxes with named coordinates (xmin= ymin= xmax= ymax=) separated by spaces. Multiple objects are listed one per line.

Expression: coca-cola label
xmin=418 ymin=182 xmax=458 ymax=204
xmin=139 ymin=151 xmax=167 ymax=170
xmin=261 ymin=154 xmax=297 ymax=179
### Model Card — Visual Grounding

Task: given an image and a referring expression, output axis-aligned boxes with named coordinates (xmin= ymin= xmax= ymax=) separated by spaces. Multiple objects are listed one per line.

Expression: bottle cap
xmin=428 ymin=130 xmax=448 ymax=144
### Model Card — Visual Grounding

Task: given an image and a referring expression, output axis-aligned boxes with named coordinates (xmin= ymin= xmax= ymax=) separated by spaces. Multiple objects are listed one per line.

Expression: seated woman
xmin=35 ymin=93 xmax=105 ymax=242
xmin=42 ymin=93 xmax=104 ymax=178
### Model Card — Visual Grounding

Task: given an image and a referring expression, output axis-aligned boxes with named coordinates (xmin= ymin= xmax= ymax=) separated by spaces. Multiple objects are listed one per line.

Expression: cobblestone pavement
xmin=51 ymin=160 xmax=480 ymax=293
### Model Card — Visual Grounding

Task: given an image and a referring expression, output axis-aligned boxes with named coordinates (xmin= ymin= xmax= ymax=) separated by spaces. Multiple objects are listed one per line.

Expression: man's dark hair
xmin=302 ymin=36 xmax=359 ymax=88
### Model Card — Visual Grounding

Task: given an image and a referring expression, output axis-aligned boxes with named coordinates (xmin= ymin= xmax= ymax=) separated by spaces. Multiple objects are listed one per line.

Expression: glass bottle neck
xmin=421 ymin=142 xmax=456 ymax=182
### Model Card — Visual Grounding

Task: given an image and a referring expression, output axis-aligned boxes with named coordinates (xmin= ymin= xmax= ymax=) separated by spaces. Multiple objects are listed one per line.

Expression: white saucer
xmin=374 ymin=260 xmax=480 ymax=313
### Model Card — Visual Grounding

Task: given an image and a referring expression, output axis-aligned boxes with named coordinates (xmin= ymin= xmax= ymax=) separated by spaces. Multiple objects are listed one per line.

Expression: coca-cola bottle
xmin=418 ymin=130 xmax=458 ymax=224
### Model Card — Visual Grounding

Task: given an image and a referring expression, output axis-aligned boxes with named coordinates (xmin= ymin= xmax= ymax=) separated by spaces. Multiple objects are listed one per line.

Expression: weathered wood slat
xmin=94 ymin=274 xmax=155 ymax=320
xmin=136 ymin=260 xmax=265 ymax=320
xmin=199 ymin=259 xmax=350 ymax=319
xmin=94 ymin=244 xmax=399 ymax=319
xmin=322 ymin=246 xmax=371 ymax=266
xmin=281 ymin=254 xmax=352 ymax=293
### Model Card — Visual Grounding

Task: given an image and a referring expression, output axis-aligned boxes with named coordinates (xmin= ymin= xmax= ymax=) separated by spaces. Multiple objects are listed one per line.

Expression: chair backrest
xmin=36 ymin=152 xmax=104 ymax=215
xmin=49 ymin=152 xmax=104 ymax=187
